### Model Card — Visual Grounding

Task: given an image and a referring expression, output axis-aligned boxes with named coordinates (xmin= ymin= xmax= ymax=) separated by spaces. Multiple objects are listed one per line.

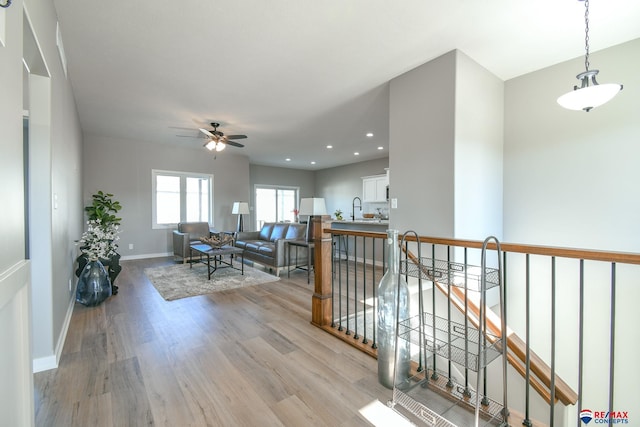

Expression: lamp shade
xmin=232 ymin=202 xmax=250 ymax=215
xmin=299 ymin=198 xmax=327 ymax=216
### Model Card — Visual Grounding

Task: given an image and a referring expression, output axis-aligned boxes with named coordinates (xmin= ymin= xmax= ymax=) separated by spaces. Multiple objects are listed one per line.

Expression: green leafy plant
xmin=85 ymin=191 xmax=122 ymax=226
xmin=334 ymin=209 xmax=343 ymax=220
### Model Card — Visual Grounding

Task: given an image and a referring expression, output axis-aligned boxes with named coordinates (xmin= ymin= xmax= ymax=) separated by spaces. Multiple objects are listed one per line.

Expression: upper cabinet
xmin=362 ymin=174 xmax=388 ymax=202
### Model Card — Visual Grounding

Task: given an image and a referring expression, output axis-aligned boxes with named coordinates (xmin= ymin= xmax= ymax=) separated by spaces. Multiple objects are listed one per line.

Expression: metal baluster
xmin=431 ymin=244 xmax=438 ymax=380
xmin=577 ymin=260 xmax=584 ymax=427
xmin=362 ymin=236 xmax=367 ymax=344
xmin=550 ymin=256 xmax=556 ymax=426
xmin=446 ymin=246 xmax=453 ymax=388
xmin=523 ymin=254 xmax=532 ymax=427
xmin=372 ymin=237 xmax=377 ymax=349
xmin=346 ymin=235 xmax=351 ymax=335
xmin=331 ymin=234 xmax=336 ymax=328
xmin=338 ymin=234 xmax=344 ymax=331
xmin=353 ymin=235 xmax=359 ymax=339
xmin=609 ymin=263 xmax=616 ymax=419
xmin=463 ymin=248 xmax=471 ymax=397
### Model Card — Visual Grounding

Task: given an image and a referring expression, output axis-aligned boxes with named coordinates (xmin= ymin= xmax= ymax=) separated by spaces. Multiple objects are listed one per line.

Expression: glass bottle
xmin=76 ymin=258 xmax=112 ymax=306
xmin=377 ymin=229 xmax=410 ymax=389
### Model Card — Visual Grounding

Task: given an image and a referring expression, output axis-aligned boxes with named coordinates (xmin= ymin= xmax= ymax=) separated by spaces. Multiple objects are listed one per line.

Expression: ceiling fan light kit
xmin=557 ymin=0 xmax=622 ymax=112
xmin=198 ymin=122 xmax=246 ymax=153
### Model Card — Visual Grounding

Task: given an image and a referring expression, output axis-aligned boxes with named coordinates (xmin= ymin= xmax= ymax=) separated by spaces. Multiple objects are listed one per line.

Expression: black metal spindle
xmin=550 ymin=256 xmax=556 ymax=426
xmin=609 ymin=262 xmax=616 ymax=418
xmin=353 ymin=235 xmax=359 ymax=339
xmin=338 ymin=234 xmax=344 ymax=331
xmin=523 ymin=254 xmax=532 ymax=427
xmin=431 ymin=244 xmax=438 ymax=380
xmin=446 ymin=246 xmax=453 ymax=388
xmin=577 ymin=259 xmax=585 ymax=427
xmin=331 ymin=234 xmax=336 ymax=328
xmin=345 ymin=235 xmax=351 ymax=335
xmin=372 ymin=237 xmax=377 ymax=349
xmin=463 ymin=248 xmax=471 ymax=397
xmin=361 ymin=236 xmax=367 ymax=343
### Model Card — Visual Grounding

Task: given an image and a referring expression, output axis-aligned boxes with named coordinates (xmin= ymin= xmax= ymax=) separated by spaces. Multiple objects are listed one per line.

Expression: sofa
xmin=234 ymin=222 xmax=308 ymax=276
xmin=172 ymin=222 xmax=214 ymax=263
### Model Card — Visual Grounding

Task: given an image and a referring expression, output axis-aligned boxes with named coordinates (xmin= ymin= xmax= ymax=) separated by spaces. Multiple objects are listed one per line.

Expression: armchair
xmin=172 ymin=222 xmax=214 ymax=263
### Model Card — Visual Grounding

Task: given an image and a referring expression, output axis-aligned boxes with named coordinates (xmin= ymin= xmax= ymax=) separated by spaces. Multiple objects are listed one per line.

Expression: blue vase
xmin=76 ymin=259 xmax=112 ymax=306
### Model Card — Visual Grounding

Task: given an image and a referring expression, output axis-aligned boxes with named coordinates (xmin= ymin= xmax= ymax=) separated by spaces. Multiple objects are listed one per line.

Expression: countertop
xmin=331 ymin=219 xmax=389 ymax=226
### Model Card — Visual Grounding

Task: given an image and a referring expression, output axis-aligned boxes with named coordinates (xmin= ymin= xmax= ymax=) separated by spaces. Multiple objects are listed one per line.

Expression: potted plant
xmin=76 ymin=191 xmax=123 ymax=294
xmin=334 ymin=209 xmax=343 ymax=220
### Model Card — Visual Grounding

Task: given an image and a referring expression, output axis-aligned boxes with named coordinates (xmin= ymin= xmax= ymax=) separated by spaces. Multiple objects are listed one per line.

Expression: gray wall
xmin=83 ymin=135 xmax=250 ymax=257
xmin=315 ymin=158 xmax=389 ymax=219
xmin=389 ymin=51 xmax=456 ymax=236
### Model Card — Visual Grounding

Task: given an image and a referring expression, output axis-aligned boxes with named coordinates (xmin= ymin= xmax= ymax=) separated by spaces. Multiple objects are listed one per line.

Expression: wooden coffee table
xmin=189 ymin=244 xmax=244 ymax=280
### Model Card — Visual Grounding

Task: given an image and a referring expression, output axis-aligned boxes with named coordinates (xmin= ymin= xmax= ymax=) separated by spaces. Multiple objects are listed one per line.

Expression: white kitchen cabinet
xmin=362 ymin=174 xmax=388 ymax=202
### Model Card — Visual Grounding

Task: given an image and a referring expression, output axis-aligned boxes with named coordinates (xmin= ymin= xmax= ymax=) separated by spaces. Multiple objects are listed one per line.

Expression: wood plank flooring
xmin=34 ymin=257 xmax=392 ymax=426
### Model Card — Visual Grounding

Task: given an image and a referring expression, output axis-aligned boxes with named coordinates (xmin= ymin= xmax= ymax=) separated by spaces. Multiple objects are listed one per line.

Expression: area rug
xmin=144 ymin=263 xmax=280 ymax=301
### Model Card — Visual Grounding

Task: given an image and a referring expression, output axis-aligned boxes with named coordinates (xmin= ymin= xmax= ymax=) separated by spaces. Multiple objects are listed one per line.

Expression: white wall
xmin=454 ymin=51 xmax=504 ymax=241
xmin=1 ymin=0 xmax=83 ymax=422
xmin=82 ymin=135 xmax=251 ymax=258
xmin=503 ymin=38 xmax=640 ymax=419
xmin=504 ymin=38 xmax=640 ymax=251
xmin=0 ymin=0 xmax=33 ymax=424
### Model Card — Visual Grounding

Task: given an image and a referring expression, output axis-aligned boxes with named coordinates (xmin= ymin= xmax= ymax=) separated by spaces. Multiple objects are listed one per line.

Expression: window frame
xmin=254 ymin=184 xmax=299 ymax=230
xmin=152 ymin=169 xmax=214 ymax=229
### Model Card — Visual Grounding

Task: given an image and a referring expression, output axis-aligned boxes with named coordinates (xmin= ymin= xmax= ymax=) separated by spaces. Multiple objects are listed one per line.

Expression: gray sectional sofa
xmin=234 ymin=222 xmax=308 ymax=276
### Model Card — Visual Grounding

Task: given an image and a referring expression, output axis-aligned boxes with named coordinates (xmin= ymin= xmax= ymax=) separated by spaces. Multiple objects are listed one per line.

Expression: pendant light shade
xmin=557 ymin=0 xmax=622 ymax=112
xmin=557 ymin=70 xmax=623 ymax=112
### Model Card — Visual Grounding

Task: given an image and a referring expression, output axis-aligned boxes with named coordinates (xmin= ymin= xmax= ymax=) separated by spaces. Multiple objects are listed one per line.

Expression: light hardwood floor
xmin=34 ymin=257 xmax=392 ymax=426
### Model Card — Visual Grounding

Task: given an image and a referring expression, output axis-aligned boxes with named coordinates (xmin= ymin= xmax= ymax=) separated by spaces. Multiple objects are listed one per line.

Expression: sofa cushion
xmin=259 ymin=223 xmax=274 ymax=241
xmin=270 ymin=223 xmax=289 ymax=241
xmin=285 ymin=223 xmax=306 ymax=240
xmin=245 ymin=241 xmax=264 ymax=251
xmin=258 ymin=245 xmax=275 ymax=256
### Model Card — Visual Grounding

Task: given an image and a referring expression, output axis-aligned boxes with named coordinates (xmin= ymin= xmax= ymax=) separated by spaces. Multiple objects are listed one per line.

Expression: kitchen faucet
xmin=352 ymin=196 xmax=362 ymax=221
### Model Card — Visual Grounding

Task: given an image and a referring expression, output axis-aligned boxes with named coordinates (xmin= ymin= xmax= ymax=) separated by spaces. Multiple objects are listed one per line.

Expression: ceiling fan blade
xmin=224 ymin=134 xmax=247 ymax=140
xmin=226 ymin=140 xmax=245 ymax=148
xmin=199 ymin=128 xmax=214 ymax=137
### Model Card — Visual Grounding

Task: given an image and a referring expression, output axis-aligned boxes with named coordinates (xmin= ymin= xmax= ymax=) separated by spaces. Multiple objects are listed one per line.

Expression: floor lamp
xmin=232 ymin=202 xmax=250 ymax=232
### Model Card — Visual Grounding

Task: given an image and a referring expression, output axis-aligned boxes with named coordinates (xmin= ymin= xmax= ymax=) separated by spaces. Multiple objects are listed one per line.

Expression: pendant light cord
xmin=584 ymin=0 xmax=590 ymax=71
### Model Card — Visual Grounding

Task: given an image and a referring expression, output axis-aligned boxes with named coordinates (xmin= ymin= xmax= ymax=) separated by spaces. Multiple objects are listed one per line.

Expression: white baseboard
xmin=120 ymin=252 xmax=172 ymax=261
xmin=33 ymin=288 xmax=75 ymax=373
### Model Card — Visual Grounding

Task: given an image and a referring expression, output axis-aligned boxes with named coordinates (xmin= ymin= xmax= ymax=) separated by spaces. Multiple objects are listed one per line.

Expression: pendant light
xmin=557 ymin=0 xmax=623 ymax=112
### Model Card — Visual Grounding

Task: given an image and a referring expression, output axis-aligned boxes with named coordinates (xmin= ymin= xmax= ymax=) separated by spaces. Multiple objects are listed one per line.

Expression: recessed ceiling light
xmin=311 ymin=161 xmax=316 ymax=165
xmin=326 ymin=145 xmax=333 ymax=149
xmin=354 ymin=152 xmax=360 ymax=156
xmin=366 ymin=133 xmax=374 ymax=138
xmin=285 ymin=158 xmax=291 ymax=162
xmin=378 ymin=146 xmax=384 ymax=150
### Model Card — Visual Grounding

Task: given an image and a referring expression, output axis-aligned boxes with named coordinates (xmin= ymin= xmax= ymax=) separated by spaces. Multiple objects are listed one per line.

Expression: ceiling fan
xmin=199 ymin=122 xmax=247 ymax=152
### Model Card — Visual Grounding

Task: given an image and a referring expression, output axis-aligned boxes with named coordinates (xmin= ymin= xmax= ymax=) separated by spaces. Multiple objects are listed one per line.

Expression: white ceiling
xmin=52 ymin=0 xmax=640 ymax=170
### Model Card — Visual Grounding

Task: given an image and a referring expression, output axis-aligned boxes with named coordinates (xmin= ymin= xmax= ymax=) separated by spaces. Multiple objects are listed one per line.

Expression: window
xmin=152 ymin=170 xmax=213 ymax=228
xmin=255 ymin=186 xmax=298 ymax=229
